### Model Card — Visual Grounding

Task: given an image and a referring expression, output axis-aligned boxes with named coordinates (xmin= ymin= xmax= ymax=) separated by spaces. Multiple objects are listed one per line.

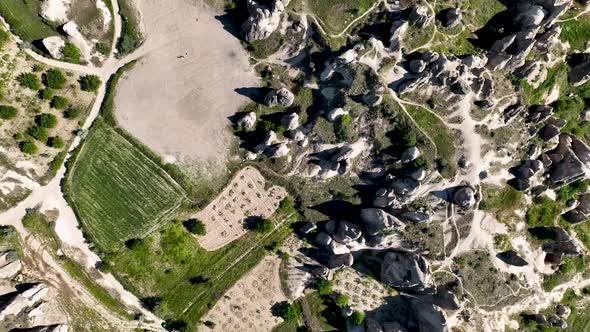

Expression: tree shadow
xmin=235 ymin=86 xmax=270 ymax=104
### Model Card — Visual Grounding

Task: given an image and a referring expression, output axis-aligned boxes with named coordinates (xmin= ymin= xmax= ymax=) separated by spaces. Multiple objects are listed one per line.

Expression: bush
xmin=17 ymin=73 xmax=41 ymax=90
xmin=32 ymin=64 xmax=45 ymax=72
xmin=183 ymin=218 xmax=206 ymax=235
xmin=96 ymin=42 xmax=110 ymax=55
xmin=0 ymin=105 xmax=17 ymax=119
xmin=277 ymin=197 xmax=294 ymax=214
xmin=48 ymin=136 xmax=65 ymax=149
xmin=277 ymin=302 xmax=302 ymax=324
xmin=203 ymin=321 xmax=216 ymax=329
xmin=65 ymin=107 xmax=82 ymax=119
xmin=39 ymin=88 xmax=54 ymax=100
xmin=79 ymin=74 xmax=102 ymax=92
xmin=349 ymin=311 xmax=365 ymax=326
xmin=62 ymin=42 xmax=81 ymax=64
xmin=335 ymin=294 xmax=349 ymax=308
xmin=402 ymin=130 xmax=417 ymax=147
xmin=51 ymin=96 xmax=70 ymax=109
xmin=313 ymin=278 xmax=333 ymax=295
xmin=253 ymin=218 xmax=273 ymax=233
xmin=36 ymin=113 xmax=58 ymax=128
xmin=44 ymin=69 xmax=67 ymax=89
xmin=141 ymin=296 xmax=161 ymax=311
xmin=28 ymin=126 xmax=48 ymax=143
xmin=334 ymin=114 xmax=351 ymax=142
xmin=19 ymin=141 xmax=38 ymax=154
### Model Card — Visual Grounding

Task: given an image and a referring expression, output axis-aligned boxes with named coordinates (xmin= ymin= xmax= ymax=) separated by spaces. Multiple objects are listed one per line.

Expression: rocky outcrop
xmin=569 ymin=54 xmax=590 ymax=87
xmin=306 ymin=139 xmax=368 ymax=179
xmin=264 ymin=88 xmax=295 ymax=107
xmin=360 ymin=208 xmax=404 ymax=236
xmin=497 ymin=250 xmax=528 ymax=266
xmin=237 ymin=112 xmax=257 ymax=130
xmin=0 ymin=283 xmax=49 ymax=321
xmin=332 ymin=221 xmax=362 ymax=244
xmin=563 ymin=193 xmax=590 ymax=224
xmin=241 ymin=0 xmax=290 ymax=42
xmin=381 ymin=251 xmax=432 ymax=292
xmin=453 ymin=186 xmax=476 ymax=207
xmin=281 ymin=112 xmax=299 ymax=131
xmin=438 ymin=8 xmax=461 ymax=28
xmin=42 ymin=36 xmax=65 ymax=59
xmin=0 ymin=250 xmax=21 ymax=279
xmin=328 ymin=253 xmax=354 ymax=269
xmin=400 ymin=147 xmax=420 ymax=163
xmin=543 ymin=134 xmax=590 ymax=188
xmin=408 ymin=5 xmax=433 ymax=28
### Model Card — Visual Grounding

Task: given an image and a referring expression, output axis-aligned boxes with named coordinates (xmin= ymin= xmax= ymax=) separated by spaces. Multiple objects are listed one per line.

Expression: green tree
xmin=48 ymin=136 xmax=65 ymax=149
xmin=349 ymin=311 xmax=365 ymax=326
xmin=253 ymin=218 xmax=273 ymax=233
xmin=183 ymin=218 xmax=206 ymax=235
xmin=36 ymin=113 xmax=58 ymax=128
xmin=28 ymin=126 xmax=48 ymax=143
xmin=17 ymin=73 xmax=41 ymax=90
xmin=334 ymin=114 xmax=351 ymax=142
xmin=0 ymin=105 xmax=17 ymax=119
xmin=39 ymin=88 xmax=54 ymax=100
xmin=44 ymin=69 xmax=67 ymax=89
xmin=62 ymin=42 xmax=81 ymax=64
xmin=79 ymin=74 xmax=102 ymax=92
xmin=277 ymin=302 xmax=302 ymax=324
xmin=51 ymin=96 xmax=70 ymax=109
xmin=64 ymin=107 xmax=81 ymax=119
xmin=19 ymin=141 xmax=38 ymax=154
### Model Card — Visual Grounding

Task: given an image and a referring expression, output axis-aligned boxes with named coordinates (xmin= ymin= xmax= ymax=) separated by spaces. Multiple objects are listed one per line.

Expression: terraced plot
xmin=68 ymin=120 xmax=186 ymax=251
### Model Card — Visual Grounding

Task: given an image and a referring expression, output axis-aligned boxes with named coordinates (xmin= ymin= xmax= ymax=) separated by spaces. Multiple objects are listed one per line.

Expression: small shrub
xmin=48 ymin=136 xmax=65 ymax=149
xmin=32 ymin=64 xmax=45 ymax=72
xmin=96 ymin=42 xmax=110 ymax=55
xmin=183 ymin=218 xmax=206 ymax=235
xmin=39 ymin=88 xmax=54 ymax=100
xmin=44 ymin=69 xmax=67 ymax=89
xmin=19 ymin=141 xmax=38 ymax=154
xmin=28 ymin=126 xmax=48 ymax=143
xmin=313 ymin=278 xmax=332 ymax=295
xmin=0 ymin=28 xmax=9 ymax=50
xmin=277 ymin=302 xmax=302 ymax=324
xmin=17 ymin=73 xmax=41 ymax=90
xmin=277 ymin=197 xmax=294 ymax=214
xmin=0 ymin=105 xmax=17 ymax=119
xmin=62 ymin=42 xmax=81 ymax=64
xmin=350 ymin=311 xmax=365 ymax=326
xmin=51 ymin=96 xmax=70 ymax=109
xmin=64 ymin=107 xmax=82 ymax=119
xmin=335 ymin=294 xmax=349 ymax=308
xmin=79 ymin=74 xmax=102 ymax=92
xmin=13 ymin=132 xmax=23 ymax=140
xmin=36 ymin=113 xmax=58 ymax=128
xmin=253 ymin=218 xmax=273 ymax=233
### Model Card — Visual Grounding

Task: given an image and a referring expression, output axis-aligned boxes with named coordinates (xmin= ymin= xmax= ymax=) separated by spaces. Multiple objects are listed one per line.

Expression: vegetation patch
xmin=307 ymin=0 xmax=375 ymax=35
xmin=0 ymin=0 xmax=58 ymax=42
xmin=560 ymin=15 xmax=590 ymax=51
xmin=66 ymin=119 xmax=186 ymax=252
xmin=116 ymin=0 xmax=144 ymax=56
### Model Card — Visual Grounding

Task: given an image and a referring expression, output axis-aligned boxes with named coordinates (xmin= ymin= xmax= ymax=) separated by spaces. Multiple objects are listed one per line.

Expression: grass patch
xmin=560 ymin=15 xmax=590 ymax=51
xmin=542 ymin=256 xmax=586 ymax=291
xmin=513 ymin=63 xmax=568 ymax=106
xmin=107 ymin=210 xmax=298 ymax=330
xmin=480 ymin=185 xmax=524 ymax=224
xmin=21 ymin=211 xmax=134 ymax=320
xmin=405 ymin=106 xmax=456 ymax=178
xmin=0 ymin=0 xmax=58 ymax=42
xmin=307 ymin=0 xmax=375 ymax=35
xmin=244 ymin=31 xmax=284 ymax=59
xmin=404 ymin=24 xmax=435 ymax=51
xmin=525 ymin=195 xmax=562 ymax=227
xmin=66 ymin=119 xmax=186 ymax=252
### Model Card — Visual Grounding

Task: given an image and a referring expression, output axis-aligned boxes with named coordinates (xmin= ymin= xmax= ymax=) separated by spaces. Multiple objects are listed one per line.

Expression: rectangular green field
xmin=69 ymin=120 xmax=185 ymax=251
xmin=308 ymin=0 xmax=376 ymax=35
xmin=0 ymin=0 xmax=58 ymax=42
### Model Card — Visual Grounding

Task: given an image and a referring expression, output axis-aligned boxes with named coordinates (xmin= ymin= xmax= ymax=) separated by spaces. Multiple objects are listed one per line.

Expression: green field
xmin=560 ymin=15 xmax=590 ymax=51
xmin=107 ymin=209 xmax=297 ymax=330
xmin=0 ymin=0 xmax=58 ymax=42
xmin=307 ymin=0 xmax=376 ymax=35
xmin=67 ymin=119 xmax=186 ymax=251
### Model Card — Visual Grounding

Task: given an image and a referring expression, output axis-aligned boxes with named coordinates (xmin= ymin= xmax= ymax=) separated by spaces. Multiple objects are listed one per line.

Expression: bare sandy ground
xmin=114 ymin=0 xmax=258 ymax=168
xmin=201 ymin=255 xmax=288 ymax=331
xmin=194 ymin=166 xmax=287 ymax=250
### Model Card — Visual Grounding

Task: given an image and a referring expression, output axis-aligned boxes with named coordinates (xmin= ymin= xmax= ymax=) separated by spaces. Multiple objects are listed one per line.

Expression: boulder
xmin=42 ymin=36 xmax=65 ymax=59
xmin=556 ymin=304 xmax=571 ymax=319
xmin=563 ymin=193 xmax=590 ymax=224
xmin=491 ymin=35 xmax=516 ymax=53
xmin=409 ymin=167 xmax=427 ymax=181
xmin=237 ymin=112 xmax=257 ymax=130
xmin=327 ymin=108 xmax=349 ymax=122
xmin=366 ymin=318 xmax=384 ymax=332
xmin=391 ymin=177 xmax=420 ymax=196
xmin=328 ymin=253 xmax=354 ymax=269
xmin=290 ymin=129 xmax=305 ymax=142
xmin=400 ymin=147 xmax=420 ymax=163
xmin=390 ymin=20 xmax=409 ymax=52
xmin=0 ymin=251 xmax=21 ymax=279
xmin=433 ymin=284 xmax=460 ymax=311
xmin=514 ymin=5 xmax=546 ymax=28
xmin=363 ymin=93 xmax=383 ymax=107
xmin=438 ymin=8 xmax=461 ymax=28
xmin=412 ymin=299 xmax=448 ymax=332
xmin=453 ymin=186 xmax=476 ymax=207
xmin=265 ymin=142 xmax=289 ymax=158
xmin=0 ymin=283 xmax=49 ymax=321
xmin=450 ymin=80 xmax=471 ymax=95
xmin=542 ymin=240 xmax=582 ymax=256
xmin=545 ymin=135 xmax=589 ymax=188
xmin=548 ymin=314 xmax=568 ymax=329
xmin=381 ymin=251 xmax=432 ymax=291
xmin=255 ymin=130 xmax=277 ymax=152
xmin=241 ymin=0 xmax=290 ymax=41
xmin=62 ymin=21 xmax=92 ymax=61
xmin=497 ymin=250 xmax=528 ymax=266
xmin=311 ymin=266 xmax=333 ymax=280
xmin=329 ymin=240 xmax=351 ymax=255
xmin=360 ymin=208 xmax=403 ymax=236
xmin=409 ymin=59 xmax=427 ymax=73
xmin=281 ymin=112 xmax=299 ymax=131
xmin=315 ymin=232 xmax=333 ymax=247
xmin=527 ymin=105 xmax=553 ymax=124
xmin=409 ymin=5 xmax=433 ymax=28
xmin=538 ymin=124 xmax=560 ymax=141
xmin=400 ymin=211 xmax=431 ymax=224
xmin=299 ymin=222 xmax=317 ymax=234
xmin=264 ymin=88 xmax=295 ymax=107
xmin=569 ymin=56 xmax=590 ymax=87
xmin=333 ymin=221 xmax=362 ymax=244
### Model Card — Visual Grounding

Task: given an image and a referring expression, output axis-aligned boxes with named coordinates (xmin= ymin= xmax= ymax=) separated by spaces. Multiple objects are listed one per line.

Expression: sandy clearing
xmin=114 ymin=0 xmax=258 ymax=168
xmin=201 ymin=255 xmax=288 ymax=331
xmin=194 ymin=166 xmax=287 ymax=250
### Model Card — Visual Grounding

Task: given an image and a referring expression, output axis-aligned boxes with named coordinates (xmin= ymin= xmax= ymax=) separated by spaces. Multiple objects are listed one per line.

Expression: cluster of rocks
xmin=563 ymin=192 xmax=590 ymax=224
xmin=481 ymin=0 xmax=570 ymax=73
xmin=304 ymin=139 xmax=368 ymax=179
xmin=529 ymin=226 xmax=582 ymax=266
xmin=241 ymin=0 xmax=290 ymax=42
xmin=524 ymin=304 xmax=571 ymax=330
xmin=0 ymin=250 xmax=21 ymax=279
xmin=42 ymin=21 xmax=93 ymax=61
xmin=569 ymin=53 xmax=590 ymax=86
xmin=394 ymin=51 xmax=495 ymax=107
